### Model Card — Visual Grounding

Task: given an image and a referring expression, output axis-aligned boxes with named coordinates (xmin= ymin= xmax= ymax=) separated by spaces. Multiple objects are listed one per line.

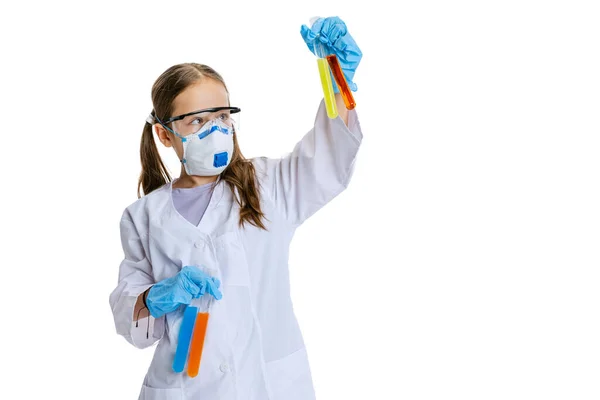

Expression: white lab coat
xmin=109 ymin=100 xmax=363 ymax=400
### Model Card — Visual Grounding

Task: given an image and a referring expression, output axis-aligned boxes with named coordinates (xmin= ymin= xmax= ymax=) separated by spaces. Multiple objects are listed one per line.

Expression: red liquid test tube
xmin=187 ymin=312 xmax=210 ymax=378
xmin=326 ymin=54 xmax=356 ymax=110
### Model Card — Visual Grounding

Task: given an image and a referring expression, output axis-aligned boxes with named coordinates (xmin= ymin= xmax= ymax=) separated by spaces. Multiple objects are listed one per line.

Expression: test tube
xmin=326 ymin=54 xmax=356 ymax=110
xmin=317 ymin=55 xmax=338 ymax=119
xmin=309 ymin=18 xmax=338 ymax=119
xmin=172 ymin=306 xmax=198 ymax=373
xmin=187 ymin=311 xmax=210 ymax=378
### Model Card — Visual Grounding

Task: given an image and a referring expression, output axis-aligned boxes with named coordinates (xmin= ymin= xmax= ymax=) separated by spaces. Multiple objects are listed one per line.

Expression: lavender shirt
xmin=172 ymin=182 xmax=214 ymax=226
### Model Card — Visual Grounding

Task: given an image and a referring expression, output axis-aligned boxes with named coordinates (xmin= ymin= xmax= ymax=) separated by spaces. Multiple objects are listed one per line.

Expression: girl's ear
xmin=155 ymin=125 xmax=173 ymax=148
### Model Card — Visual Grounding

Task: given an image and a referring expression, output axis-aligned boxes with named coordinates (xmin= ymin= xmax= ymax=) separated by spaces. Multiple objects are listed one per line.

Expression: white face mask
xmin=177 ymin=119 xmax=234 ymax=176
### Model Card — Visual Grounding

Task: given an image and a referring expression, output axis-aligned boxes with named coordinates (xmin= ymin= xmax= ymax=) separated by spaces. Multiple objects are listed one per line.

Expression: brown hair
xmin=137 ymin=63 xmax=267 ymax=230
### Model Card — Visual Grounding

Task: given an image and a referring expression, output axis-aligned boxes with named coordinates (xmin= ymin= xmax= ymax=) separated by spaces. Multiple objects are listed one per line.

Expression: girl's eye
xmin=219 ymin=113 xmax=229 ymax=121
xmin=191 ymin=117 xmax=204 ymax=125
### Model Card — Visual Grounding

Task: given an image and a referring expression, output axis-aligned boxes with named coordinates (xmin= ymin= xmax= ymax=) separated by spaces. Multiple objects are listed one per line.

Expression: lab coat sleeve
xmin=109 ymin=213 xmax=165 ymax=349
xmin=255 ymin=100 xmax=363 ymax=227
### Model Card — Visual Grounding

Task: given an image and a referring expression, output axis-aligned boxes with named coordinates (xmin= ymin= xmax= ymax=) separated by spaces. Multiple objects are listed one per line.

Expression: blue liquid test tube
xmin=172 ymin=306 xmax=198 ymax=373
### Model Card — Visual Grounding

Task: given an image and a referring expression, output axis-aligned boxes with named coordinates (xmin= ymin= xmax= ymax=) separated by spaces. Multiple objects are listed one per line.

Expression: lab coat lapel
xmin=195 ymin=179 xmax=234 ymax=235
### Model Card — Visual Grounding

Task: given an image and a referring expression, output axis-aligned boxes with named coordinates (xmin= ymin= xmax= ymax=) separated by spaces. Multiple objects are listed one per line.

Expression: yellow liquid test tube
xmin=317 ymin=58 xmax=338 ymax=119
xmin=308 ymin=17 xmax=338 ymax=119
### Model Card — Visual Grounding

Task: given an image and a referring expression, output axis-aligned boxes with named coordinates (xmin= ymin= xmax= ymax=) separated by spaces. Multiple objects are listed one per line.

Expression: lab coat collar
xmin=160 ymin=176 xmax=234 ymax=236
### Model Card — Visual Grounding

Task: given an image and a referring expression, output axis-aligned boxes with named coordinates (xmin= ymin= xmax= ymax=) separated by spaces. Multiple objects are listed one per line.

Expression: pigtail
xmin=137 ymin=116 xmax=172 ymax=198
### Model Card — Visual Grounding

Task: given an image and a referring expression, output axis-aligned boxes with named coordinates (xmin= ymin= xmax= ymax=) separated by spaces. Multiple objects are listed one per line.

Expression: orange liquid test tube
xmin=187 ymin=312 xmax=210 ymax=378
xmin=326 ymin=54 xmax=356 ymax=110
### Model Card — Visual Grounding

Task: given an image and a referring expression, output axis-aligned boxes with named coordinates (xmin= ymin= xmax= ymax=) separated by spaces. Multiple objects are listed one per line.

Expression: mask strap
xmin=150 ymin=112 xmax=183 ymax=139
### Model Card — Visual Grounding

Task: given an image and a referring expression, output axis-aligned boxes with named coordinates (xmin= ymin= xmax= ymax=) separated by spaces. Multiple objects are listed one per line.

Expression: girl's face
xmin=155 ymin=79 xmax=229 ymax=161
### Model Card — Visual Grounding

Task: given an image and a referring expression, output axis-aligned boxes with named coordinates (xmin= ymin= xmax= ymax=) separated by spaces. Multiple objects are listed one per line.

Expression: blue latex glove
xmin=300 ymin=16 xmax=362 ymax=93
xmin=145 ymin=266 xmax=222 ymax=319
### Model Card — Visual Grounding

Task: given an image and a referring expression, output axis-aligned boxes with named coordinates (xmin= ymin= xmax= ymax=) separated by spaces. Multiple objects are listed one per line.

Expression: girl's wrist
xmin=142 ymin=287 xmax=151 ymax=309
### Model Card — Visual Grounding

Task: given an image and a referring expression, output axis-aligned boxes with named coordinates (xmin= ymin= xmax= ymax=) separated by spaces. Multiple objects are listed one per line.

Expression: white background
xmin=1 ymin=0 xmax=599 ymax=399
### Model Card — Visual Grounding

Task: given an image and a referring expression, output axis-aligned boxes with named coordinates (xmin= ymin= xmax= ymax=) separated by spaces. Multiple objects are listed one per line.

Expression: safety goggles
xmin=150 ymin=106 xmax=241 ymax=137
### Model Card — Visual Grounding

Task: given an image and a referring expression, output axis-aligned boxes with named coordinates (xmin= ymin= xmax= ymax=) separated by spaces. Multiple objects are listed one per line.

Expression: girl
xmin=109 ymin=17 xmax=363 ymax=400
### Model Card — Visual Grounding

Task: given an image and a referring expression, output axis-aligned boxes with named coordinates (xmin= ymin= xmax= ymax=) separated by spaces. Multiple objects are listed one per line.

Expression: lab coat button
xmin=194 ymin=241 xmax=204 ymax=249
xmin=219 ymin=363 xmax=230 ymax=373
